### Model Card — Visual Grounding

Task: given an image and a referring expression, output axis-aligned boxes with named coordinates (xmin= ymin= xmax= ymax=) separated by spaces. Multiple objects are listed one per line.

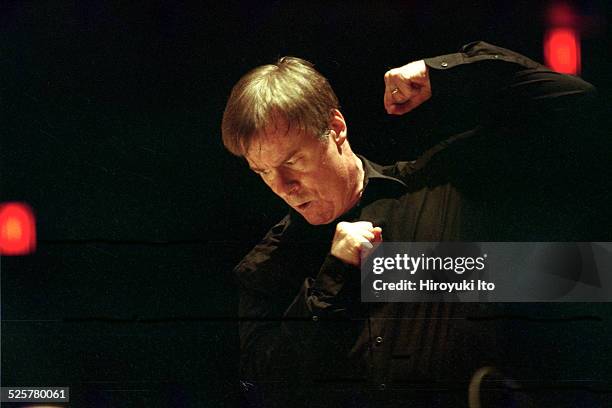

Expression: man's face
xmin=244 ymin=113 xmax=360 ymax=225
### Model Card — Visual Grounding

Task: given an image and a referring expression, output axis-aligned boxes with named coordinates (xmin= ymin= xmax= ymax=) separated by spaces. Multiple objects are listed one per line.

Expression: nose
xmin=268 ymin=169 xmax=299 ymax=198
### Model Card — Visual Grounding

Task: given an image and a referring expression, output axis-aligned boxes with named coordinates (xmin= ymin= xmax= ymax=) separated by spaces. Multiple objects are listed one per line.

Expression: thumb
xmin=371 ymin=227 xmax=383 ymax=243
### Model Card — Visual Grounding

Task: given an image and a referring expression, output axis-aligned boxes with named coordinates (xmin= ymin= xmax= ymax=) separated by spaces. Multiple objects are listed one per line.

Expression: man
xmin=222 ymin=42 xmax=603 ymax=406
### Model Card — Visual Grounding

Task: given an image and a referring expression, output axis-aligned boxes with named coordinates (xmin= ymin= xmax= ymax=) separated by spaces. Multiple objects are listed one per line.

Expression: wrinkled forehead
xmin=244 ymin=118 xmax=304 ymax=166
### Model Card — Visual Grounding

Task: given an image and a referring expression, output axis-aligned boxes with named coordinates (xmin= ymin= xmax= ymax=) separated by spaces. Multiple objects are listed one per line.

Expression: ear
xmin=328 ymin=109 xmax=347 ymax=147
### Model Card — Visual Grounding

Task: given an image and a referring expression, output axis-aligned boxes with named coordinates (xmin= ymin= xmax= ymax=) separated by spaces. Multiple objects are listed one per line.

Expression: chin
xmin=296 ymin=203 xmax=337 ymax=225
xmin=304 ymin=218 xmax=327 ymax=226
xmin=302 ymin=212 xmax=336 ymax=226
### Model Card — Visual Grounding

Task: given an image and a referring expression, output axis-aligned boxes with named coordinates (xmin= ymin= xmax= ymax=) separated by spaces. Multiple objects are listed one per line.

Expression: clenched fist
xmin=384 ymin=59 xmax=432 ymax=115
xmin=331 ymin=221 xmax=383 ymax=266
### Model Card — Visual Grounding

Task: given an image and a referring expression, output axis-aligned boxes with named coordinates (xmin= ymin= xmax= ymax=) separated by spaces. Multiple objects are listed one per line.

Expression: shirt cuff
xmin=312 ymin=254 xmax=357 ymax=295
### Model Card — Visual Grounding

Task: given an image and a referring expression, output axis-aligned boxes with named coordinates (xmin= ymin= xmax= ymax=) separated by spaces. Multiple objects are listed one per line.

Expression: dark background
xmin=2 ymin=1 xmax=611 ymax=406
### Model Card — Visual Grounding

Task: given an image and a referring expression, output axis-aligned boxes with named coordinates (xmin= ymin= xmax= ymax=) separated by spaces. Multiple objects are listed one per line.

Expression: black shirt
xmin=235 ymin=42 xmax=605 ymax=406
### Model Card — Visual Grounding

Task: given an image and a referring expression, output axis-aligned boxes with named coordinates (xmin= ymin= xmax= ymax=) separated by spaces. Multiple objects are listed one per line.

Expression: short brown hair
xmin=221 ymin=57 xmax=339 ymax=156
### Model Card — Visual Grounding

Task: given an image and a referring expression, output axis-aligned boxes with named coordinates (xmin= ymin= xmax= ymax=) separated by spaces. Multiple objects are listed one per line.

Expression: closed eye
xmin=284 ymin=157 xmax=301 ymax=166
xmin=249 ymin=166 xmax=269 ymax=176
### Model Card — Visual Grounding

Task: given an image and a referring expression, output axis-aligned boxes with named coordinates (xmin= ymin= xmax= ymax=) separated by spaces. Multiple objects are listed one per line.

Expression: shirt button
xmin=312 ymin=315 xmax=319 ymax=322
xmin=375 ymin=336 xmax=383 ymax=345
xmin=379 ymin=383 xmax=386 ymax=391
xmin=440 ymin=61 xmax=448 ymax=67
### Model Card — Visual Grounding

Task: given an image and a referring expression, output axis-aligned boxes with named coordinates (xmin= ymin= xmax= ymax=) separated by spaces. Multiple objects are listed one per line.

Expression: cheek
xmin=304 ymin=175 xmax=329 ymax=197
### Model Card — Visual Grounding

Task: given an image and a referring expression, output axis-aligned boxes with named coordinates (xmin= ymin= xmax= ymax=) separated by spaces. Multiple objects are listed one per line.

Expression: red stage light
xmin=0 ymin=202 xmax=37 ymax=255
xmin=547 ymin=2 xmax=576 ymax=26
xmin=544 ymin=28 xmax=581 ymax=75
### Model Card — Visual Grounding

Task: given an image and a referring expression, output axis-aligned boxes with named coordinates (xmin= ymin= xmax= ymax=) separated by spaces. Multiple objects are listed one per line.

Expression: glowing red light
xmin=0 ymin=202 xmax=37 ymax=255
xmin=547 ymin=2 xmax=576 ymax=26
xmin=544 ymin=28 xmax=580 ymax=74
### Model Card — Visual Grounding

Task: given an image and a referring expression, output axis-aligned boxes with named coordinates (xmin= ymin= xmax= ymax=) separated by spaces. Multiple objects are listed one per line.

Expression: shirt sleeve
xmin=422 ymin=40 xmax=596 ymax=129
xmin=235 ymin=217 xmax=361 ymax=376
xmin=234 ymin=215 xmax=297 ymax=376
xmin=235 ymin=209 xmax=367 ymax=405
xmin=410 ymin=41 xmax=599 ymax=188
xmin=284 ymin=254 xmax=359 ymax=319
xmin=234 ymin=215 xmax=313 ymax=405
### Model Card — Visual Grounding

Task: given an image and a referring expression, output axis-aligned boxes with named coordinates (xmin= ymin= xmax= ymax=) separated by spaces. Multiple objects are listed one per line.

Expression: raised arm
xmin=384 ymin=41 xmax=596 ymax=124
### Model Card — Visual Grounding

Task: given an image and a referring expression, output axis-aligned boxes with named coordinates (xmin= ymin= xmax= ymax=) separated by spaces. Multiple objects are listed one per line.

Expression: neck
xmin=349 ymin=154 xmax=365 ymax=207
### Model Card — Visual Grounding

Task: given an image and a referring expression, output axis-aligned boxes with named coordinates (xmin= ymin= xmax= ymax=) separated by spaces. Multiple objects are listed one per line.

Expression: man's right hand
xmin=384 ymin=59 xmax=432 ymax=115
xmin=331 ymin=221 xmax=383 ymax=266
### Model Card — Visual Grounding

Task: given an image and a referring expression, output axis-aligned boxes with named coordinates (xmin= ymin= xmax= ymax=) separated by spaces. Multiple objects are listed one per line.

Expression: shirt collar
xmin=358 ymin=154 xmax=407 ymax=193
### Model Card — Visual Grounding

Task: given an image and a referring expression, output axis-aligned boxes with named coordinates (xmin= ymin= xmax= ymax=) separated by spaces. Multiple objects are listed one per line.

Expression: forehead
xmin=244 ymin=119 xmax=307 ymax=166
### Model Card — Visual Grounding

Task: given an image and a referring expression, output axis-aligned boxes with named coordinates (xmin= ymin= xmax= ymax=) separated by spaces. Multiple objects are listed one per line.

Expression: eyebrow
xmin=248 ymin=149 xmax=300 ymax=173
